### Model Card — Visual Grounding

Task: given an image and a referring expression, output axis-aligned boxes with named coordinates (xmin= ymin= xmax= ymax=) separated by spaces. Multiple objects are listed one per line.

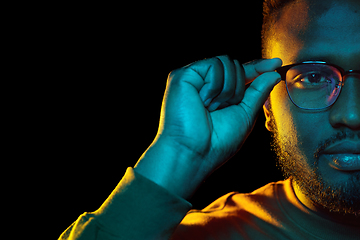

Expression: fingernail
xmin=208 ymin=102 xmax=221 ymax=111
xmin=204 ymin=98 xmax=212 ymax=107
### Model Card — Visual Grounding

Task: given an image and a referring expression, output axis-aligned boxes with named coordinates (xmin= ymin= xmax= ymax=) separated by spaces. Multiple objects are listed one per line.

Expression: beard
xmin=268 ymin=106 xmax=360 ymax=216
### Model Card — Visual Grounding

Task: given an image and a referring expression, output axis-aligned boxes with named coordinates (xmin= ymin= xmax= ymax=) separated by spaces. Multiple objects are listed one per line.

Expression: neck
xmin=292 ymin=180 xmax=360 ymax=226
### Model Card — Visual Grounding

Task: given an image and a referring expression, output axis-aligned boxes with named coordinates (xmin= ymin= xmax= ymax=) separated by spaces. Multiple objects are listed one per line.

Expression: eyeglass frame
xmin=275 ymin=61 xmax=360 ymax=110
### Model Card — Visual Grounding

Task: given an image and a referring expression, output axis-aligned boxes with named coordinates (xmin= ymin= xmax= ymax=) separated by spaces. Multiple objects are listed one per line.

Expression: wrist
xmin=134 ymin=137 xmax=208 ymax=200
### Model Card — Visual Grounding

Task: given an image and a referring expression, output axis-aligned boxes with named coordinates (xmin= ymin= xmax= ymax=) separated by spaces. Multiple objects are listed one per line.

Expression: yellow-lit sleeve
xmin=59 ymin=167 xmax=192 ymax=240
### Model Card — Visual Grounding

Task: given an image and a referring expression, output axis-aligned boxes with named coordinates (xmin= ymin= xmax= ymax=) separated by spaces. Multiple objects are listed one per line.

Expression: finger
xmin=226 ymin=59 xmax=245 ymax=105
xmin=189 ymin=58 xmax=224 ymax=106
xmin=207 ymin=55 xmax=237 ymax=111
xmin=243 ymin=58 xmax=282 ymax=84
xmin=238 ymin=71 xmax=281 ymax=124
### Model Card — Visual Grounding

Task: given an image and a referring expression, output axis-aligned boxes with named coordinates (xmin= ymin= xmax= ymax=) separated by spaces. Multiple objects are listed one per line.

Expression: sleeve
xmin=58 ymin=167 xmax=192 ymax=240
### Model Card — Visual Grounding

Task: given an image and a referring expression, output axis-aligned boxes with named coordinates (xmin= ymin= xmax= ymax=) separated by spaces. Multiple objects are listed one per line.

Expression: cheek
xmin=270 ymin=82 xmax=298 ymax=141
xmin=270 ymin=82 xmax=326 ymax=158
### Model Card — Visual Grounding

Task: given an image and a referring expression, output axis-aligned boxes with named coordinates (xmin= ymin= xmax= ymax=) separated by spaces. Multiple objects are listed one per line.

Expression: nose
xmin=329 ymin=75 xmax=360 ymax=130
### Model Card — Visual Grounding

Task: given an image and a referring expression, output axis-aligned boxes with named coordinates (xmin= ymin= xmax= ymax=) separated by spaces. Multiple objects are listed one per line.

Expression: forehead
xmin=269 ymin=0 xmax=360 ymax=70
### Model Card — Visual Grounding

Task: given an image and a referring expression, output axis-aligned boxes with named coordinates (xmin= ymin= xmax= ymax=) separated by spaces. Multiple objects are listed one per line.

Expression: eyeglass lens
xmin=285 ymin=64 xmax=343 ymax=110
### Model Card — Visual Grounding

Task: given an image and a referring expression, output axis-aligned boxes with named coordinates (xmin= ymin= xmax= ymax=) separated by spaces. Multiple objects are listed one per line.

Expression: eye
xmin=294 ymin=71 xmax=331 ymax=85
xmin=300 ymin=72 xmax=328 ymax=84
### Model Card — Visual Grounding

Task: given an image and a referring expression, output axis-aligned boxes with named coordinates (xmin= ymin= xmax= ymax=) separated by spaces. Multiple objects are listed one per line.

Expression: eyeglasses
xmin=276 ymin=61 xmax=360 ymax=110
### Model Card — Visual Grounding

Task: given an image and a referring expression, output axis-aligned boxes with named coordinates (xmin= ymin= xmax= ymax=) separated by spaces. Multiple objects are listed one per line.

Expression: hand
xmin=135 ymin=56 xmax=282 ymax=199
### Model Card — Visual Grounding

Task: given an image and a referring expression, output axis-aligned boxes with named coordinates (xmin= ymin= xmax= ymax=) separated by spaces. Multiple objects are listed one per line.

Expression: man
xmin=60 ymin=0 xmax=360 ymax=239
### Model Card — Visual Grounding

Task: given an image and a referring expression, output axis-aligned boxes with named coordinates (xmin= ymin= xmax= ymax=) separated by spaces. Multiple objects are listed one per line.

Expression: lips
xmin=322 ymin=140 xmax=360 ymax=171
xmin=322 ymin=140 xmax=360 ymax=154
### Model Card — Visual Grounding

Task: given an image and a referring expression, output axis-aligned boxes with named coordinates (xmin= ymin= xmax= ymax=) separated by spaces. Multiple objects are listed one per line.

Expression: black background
xmin=44 ymin=1 xmax=284 ymax=238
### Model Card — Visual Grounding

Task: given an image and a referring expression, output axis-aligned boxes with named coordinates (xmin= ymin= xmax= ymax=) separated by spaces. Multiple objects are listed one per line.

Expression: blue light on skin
xmin=263 ymin=0 xmax=360 ymax=223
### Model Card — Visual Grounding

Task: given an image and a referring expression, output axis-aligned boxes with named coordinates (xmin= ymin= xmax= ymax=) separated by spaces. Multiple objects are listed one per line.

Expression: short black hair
xmin=262 ymin=0 xmax=296 ymax=57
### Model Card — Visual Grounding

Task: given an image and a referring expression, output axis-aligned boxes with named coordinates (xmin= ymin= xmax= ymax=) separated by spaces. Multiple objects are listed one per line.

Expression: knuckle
xmin=168 ymin=68 xmax=180 ymax=80
xmin=214 ymin=55 xmax=231 ymax=67
xmin=167 ymin=68 xmax=186 ymax=85
xmin=247 ymin=84 xmax=263 ymax=95
xmin=244 ymin=59 xmax=263 ymax=66
xmin=207 ymin=56 xmax=223 ymax=68
xmin=216 ymin=54 xmax=232 ymax=61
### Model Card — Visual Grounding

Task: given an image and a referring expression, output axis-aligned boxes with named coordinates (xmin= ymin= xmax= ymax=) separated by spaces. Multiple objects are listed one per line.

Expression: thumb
xmin=238 ymin=71 xmax=281 ymax=122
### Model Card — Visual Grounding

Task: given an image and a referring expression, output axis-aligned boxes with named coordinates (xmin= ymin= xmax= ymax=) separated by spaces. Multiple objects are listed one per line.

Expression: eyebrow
xmin=295 ymin=56 xmax=336 ymax=64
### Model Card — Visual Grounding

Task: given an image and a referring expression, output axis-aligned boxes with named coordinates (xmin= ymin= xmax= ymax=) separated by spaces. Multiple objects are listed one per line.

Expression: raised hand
xmin=135 ymin=56 xmax=282 ymax=199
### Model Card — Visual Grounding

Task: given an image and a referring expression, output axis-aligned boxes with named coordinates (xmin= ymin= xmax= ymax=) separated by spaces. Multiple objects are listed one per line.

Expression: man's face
xmin=264 ymin=0 xmax=360 ymax=215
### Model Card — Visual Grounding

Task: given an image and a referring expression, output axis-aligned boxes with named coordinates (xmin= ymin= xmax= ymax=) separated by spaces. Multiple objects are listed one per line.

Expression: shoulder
xmin=195 ymin=180 xmax=288 ymax=216
xmin=172 ymin=180 xmax=291 ymax=239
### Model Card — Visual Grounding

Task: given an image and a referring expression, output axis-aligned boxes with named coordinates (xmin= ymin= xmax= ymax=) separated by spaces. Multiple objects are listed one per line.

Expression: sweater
xmin=59 ymin=167 xmax=360 ymax=240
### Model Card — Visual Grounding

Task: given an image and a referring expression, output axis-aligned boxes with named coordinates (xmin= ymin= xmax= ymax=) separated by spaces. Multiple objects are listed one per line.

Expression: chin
xmin=295 ymin=165 xmax=360 ymax=215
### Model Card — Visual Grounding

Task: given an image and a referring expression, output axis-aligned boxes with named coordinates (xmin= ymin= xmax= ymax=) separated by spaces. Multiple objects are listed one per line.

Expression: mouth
xmin=321 ymin=140 xmax=360 ymax=171
xmin=323 ymin=154 xmax=360 ymax=171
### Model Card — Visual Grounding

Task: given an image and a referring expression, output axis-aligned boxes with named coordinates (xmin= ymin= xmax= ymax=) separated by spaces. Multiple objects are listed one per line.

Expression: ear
xmin=263 ymin=98 xmax=273 ymax=132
